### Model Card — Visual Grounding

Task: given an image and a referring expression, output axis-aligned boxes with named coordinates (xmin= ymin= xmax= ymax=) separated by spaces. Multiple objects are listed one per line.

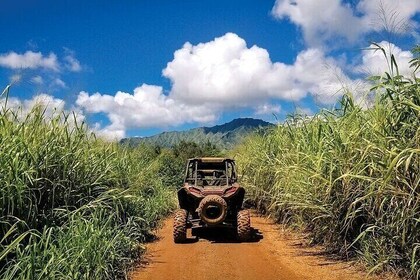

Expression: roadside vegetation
xmin=234 ymin=45 xmax=419 ymax=278
xmin=0 ymin=93 xmax=177 ymax=279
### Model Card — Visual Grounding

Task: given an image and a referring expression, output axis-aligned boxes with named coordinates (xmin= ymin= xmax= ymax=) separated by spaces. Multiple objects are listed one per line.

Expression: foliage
xmin=234 ymin=44 xmax=419 ymax=278
xmin=0 ymin=100 xmax=175 ymax=279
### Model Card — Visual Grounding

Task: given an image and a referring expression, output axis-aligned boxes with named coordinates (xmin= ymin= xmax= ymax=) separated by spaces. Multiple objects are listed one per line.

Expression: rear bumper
xmin=188 ymin=217 xmax=236 ymax=229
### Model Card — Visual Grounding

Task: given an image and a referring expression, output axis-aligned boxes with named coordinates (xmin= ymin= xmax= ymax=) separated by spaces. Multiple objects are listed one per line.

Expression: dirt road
xmin=131 ymin=213 xmax=376 ymax=280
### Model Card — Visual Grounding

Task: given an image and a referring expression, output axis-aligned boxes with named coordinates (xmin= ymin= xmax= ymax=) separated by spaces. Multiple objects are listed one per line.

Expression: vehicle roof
xmin=188 ymin=157 xmax=234 ymax=163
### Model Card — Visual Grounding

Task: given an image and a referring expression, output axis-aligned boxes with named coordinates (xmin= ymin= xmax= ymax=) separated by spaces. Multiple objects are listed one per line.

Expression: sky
xmin=0 ymin=0 xmax=419 ymax=140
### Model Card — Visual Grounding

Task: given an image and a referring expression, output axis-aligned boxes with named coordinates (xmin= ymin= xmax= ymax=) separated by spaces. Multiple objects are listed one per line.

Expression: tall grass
xmin=0 ymin=92 xmax=175 ymax=279
xmin=235 ymin=45 xmax=419 ymax=278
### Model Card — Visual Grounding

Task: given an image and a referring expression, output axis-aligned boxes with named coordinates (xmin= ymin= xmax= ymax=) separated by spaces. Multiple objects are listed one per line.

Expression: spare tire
xmin=197 ymin=195 xmax=227 ymax=225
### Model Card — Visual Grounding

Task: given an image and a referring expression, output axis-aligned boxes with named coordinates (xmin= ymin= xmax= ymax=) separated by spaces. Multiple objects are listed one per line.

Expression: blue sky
xmin=0 ymin=0 xmax=419 ymax=139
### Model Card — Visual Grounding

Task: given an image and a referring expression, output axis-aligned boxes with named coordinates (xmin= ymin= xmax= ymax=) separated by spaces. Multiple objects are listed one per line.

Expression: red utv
xmin=173 ymin=157 xmax=251 ymax=243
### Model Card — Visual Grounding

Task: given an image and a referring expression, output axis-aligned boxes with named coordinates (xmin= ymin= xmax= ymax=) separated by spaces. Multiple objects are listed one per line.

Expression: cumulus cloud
xmin=91 ymin=123 xmax=126 ymax=142
xmin=0 ymin=51 xmax=59 ymax=71
xmin=272 ymin=0 xmax=365 ymax=46
xmin=163 ymin=33 xmax=304 ymax=105
xmin=163 ymin=33 xmax=291 ymax=106
xmin=76 ymin=84 xmax=218 ymax=140
xmin=164 ymin=33 xmax=356 ymax=105
xmin=272 ymin=0 xmax=420 ymax=46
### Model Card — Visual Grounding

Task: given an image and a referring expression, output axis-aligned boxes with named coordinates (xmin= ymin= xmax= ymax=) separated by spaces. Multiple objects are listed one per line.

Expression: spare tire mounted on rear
xmin=197 ymin=195 xmax=227 ymax=225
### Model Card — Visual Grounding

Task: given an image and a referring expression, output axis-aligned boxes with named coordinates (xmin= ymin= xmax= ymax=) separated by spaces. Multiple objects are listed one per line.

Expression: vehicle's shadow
xmin=188 ymin=227 xmax=263 ymax=244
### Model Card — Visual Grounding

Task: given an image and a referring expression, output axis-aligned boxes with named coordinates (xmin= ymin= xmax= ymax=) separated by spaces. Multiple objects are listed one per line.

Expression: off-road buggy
xmin=173 ymin=157 xmax=251 ymax=243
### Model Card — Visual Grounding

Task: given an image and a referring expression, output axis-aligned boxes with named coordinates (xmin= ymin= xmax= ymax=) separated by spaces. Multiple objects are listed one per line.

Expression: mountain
xmin=120 ymin=118 xmax=273 ymax=149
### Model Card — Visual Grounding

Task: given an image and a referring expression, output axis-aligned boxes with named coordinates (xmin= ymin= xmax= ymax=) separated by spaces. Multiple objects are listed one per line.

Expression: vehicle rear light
xmin=189 ymin=187 xmax=201 ymax=194
xmin=224 ymin=187 xmax=237 ymax=194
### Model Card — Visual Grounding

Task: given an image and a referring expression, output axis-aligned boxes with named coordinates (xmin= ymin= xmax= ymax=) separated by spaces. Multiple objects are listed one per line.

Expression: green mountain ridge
xmin=121 ymin=118 xmax=273 ymax=149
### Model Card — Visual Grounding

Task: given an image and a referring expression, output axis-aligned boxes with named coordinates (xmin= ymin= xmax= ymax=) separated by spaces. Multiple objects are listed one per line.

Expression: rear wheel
xmin=237 ymin=209 xmax=251 ymax=242
xmin=173 ymin=209 xmax=187 ymax=243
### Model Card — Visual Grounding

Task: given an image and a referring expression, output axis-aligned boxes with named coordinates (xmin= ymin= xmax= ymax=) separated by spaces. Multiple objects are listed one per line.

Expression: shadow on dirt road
xmin=187 ymin=226 xmax=263 ymax=243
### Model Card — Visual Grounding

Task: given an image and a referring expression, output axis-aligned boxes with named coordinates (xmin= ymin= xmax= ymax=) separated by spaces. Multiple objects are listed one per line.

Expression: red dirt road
xmin=131 ymin=213 xmax=378 ymax=280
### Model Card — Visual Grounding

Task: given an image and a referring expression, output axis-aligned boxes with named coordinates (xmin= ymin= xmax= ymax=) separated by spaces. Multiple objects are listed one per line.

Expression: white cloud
xmin=357 ymin=0 xmax=420 ymax=34
xmin=163 ymin=33 xmax=303 ymax=105
xmin=272 ymin=0 xmax=365 ymax=46
xmin=91 ymin=122 xmax=126 ymax=142
xmin=272 ymin=0 xmax=420 ymax=46
xmin=0 ymin=51 xmax=59 ymax=71
xmin=0 ymin=49 xmax=84 ymax=93
xmin=164 ymin=33 xmax=355 ymax=105
xmin=64 ymin=54 xmax=82 ymax=72
xmin=76 ymin=84 xmax=218 ymax=140
xmin=254 ymin=103 xmax=281 ymax=115
xmin=164 ymin=35 xmax=249 ymax=104
xmin=31 ymin=75 xmax=44 ymax=85
xmin=52 ymin=78 xmax=66 ymax=88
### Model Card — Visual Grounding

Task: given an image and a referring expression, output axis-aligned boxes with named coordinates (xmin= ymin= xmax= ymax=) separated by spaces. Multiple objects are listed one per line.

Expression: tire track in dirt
xmin=131 ymin=213 xmax=381 ymax=280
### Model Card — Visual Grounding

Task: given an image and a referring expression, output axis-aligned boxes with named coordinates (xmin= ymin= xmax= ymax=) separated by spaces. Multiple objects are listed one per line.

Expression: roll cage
xmin=184 ymin=158 xmax=238 ymax=187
